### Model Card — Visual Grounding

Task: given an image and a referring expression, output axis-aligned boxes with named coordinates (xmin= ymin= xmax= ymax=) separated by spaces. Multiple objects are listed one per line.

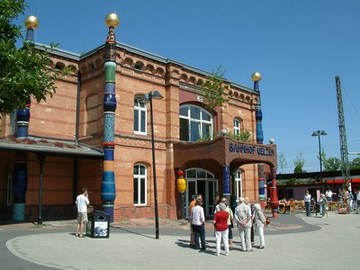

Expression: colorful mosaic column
xmin=270 ymin=167 xmax=279 ymax=218
xmin=101 ymin=14 xmax=119 ymax=222
xmin=12 ymin=16 xmax=38 ymax=221
xmin=16 ymin=16 xmax=37 ymax=138
xmin=252 ymin=72 xmax=266 ymax=201
xmin=222 ymin=164 xmax=230 ymax=196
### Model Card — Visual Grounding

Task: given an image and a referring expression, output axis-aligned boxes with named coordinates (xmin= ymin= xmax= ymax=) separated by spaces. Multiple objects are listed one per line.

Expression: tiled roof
xmin=0 ymin=136 xmax=103 ymax=158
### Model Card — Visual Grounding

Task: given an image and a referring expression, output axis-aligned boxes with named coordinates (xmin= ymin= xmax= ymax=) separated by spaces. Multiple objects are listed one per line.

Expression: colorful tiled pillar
xmin=101 ymin=14 xmax=119 ymax=222
xmin=252 ymin=72 xmax=266 ymax=202
xmin=12 ymin=16 xmax=38 ymax=221
xmin=222 ymin=164 xmax=230 ymax=196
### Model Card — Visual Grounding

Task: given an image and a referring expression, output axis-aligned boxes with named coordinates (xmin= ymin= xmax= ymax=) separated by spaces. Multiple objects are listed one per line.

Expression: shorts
xmin=77 ymin=212 xmax=88 ymax=224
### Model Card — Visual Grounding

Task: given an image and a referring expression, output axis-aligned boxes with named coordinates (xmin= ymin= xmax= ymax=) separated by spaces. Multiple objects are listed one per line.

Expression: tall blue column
xmin=222 ymin=164 xmax=230 ymax=196
xmin=12 ymin=16 xmax=39 ymax=221
xmin=252 ymin=72 xmax=265 ymax=201
xmin=101 ymin=14 xmax=119 ymax=222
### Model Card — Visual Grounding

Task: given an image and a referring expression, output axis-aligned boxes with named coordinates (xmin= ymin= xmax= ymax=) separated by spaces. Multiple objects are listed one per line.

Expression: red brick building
xmin=0 ymin=25 xmax=277 ymax=223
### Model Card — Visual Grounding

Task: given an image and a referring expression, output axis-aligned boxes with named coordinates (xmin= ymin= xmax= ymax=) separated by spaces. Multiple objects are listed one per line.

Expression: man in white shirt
xmin=304 ymin=190 xmax=312 ymax=217
xmin=235 ymin=197 xmax=253 ymax=252
xmin=75 ymin=188 xmax=90 ymax=238
xmin=325 ymin=188 xmax=333 ymax=202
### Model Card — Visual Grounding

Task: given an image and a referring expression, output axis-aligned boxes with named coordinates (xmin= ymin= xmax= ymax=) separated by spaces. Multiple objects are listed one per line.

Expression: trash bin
xmin=87 ymin=210 xmax=110 ymax=238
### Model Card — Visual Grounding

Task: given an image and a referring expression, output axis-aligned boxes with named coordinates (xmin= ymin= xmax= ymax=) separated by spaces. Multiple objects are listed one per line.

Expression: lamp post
xmin=142 ymin=90 xmax=163 ymax=239
xmin=312 ymin=130 xmax=327 ymax=216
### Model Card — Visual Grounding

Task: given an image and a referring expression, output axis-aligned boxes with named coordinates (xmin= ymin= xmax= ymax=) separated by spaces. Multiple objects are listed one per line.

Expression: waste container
xmin=87 ymin=210 xmax=110 ymax=238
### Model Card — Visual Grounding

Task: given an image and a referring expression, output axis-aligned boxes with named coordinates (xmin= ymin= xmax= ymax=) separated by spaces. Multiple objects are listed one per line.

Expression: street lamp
xmin=312 ymin=130 xmax=327 ymax=213
xmin=142 ymin=90 xmax=163 ymax=239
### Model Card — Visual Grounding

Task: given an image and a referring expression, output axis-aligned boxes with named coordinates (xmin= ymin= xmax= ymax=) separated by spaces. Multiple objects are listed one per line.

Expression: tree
xmin=278 ymin=152 xmax=287 ymax=173
xmin=294 ymin=153 xmax=305 ymax=173
xmin=320 ymin=151 xmax=341 ymax=171
xmin=200 ymin=66 xmax=229 ymax=110
xmin=0 ymin=0 xmax=67 ymax=115
xmin=350 ymin=157 xmax=360 ymax=169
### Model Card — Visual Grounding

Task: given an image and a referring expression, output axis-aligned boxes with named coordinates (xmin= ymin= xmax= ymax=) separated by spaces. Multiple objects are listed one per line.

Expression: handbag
xmin=265 ymin=217 xmax=270 ymax=225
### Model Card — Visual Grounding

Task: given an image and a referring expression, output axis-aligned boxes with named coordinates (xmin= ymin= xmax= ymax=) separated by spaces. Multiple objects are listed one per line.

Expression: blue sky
xmin=17 ymin=0 xmax=360 ymax=173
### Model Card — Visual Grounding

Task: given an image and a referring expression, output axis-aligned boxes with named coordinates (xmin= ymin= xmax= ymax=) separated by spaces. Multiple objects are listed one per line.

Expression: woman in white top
xmin=253 ymin=203 xmax=266 ymax=249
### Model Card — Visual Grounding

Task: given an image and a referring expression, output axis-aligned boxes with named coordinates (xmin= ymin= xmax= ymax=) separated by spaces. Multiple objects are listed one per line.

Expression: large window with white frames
xmin=234 ymin=118 xmax=241 ymax=136
xmin=179 ymin=105 xmax=213 ymax=142
xmin=134 ymin=96 xmax=147 ymax=135
xmin=133 ymin=164 xmax=147 ymax=205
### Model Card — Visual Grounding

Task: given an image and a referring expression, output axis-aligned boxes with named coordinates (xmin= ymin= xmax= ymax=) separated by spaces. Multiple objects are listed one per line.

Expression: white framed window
xmin=233 ymin=118 xmax=241 ymax=136
xmin=235 ymin=169 xmax=243 ymax=199
xmin=179 ymin=104 xmax=213 ymax=142
xmin=133 ymin=164 xmax=147 ymax=205
xmin=134 ymin=96 xmax=147 ymax=135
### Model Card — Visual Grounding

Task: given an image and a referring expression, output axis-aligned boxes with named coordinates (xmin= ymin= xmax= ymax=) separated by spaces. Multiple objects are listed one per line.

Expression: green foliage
xmin=350 ymin=157 xmax=360 ymax=169
xmin=200 ymin=66 xmax=228 ymax=110
xmin=323 ymin=157 xmax=341 ymax=171
xmin=293 ymin=153 xmax=305 ymax=173
xmin=0 ymin=0 xmax=67 ymax=114
xmin=233 ymin=130 xmax=251 ymax=142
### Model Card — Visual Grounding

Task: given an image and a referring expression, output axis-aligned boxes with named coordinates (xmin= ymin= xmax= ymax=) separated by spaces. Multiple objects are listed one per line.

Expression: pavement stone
xmin=1 ymin=211 xmax=360 ymax=270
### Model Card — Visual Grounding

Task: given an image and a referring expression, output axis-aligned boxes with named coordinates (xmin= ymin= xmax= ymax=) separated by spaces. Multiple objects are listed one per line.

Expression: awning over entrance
xmin=173 ymin=136 xmax=277 ymax=169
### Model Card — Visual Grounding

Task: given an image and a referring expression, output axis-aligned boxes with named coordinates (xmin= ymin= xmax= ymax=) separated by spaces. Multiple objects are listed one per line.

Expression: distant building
xmin=276 ymin=169 xmax=360 ymax=201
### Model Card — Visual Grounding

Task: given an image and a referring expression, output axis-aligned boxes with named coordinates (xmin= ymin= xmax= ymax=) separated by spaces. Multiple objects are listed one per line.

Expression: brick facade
xmin=0 ymin=42 xmax=277 ymax=222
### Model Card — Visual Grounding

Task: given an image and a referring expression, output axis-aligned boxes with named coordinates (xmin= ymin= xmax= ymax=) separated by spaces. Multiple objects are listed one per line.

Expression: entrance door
xmin=185 ymin=169 xmax=218 ymax=218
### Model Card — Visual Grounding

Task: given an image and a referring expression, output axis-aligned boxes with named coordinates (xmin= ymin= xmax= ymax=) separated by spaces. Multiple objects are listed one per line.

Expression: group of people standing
xmin=304 ymin=187 xmax=360 ymax=217
xmin=188 ymin=194 xmax=267 ymax=256
xmin=304 ymin=190 xmax=329 ymax=218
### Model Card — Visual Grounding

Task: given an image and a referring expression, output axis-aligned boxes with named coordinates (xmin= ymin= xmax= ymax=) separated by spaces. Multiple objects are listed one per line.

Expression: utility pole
xmin=335 ymin=76 xmax=351 ymax=189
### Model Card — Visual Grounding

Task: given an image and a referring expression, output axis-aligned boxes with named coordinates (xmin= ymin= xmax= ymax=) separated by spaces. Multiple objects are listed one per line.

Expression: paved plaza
xmin=1 ymin=212 xmax=359 ymax=270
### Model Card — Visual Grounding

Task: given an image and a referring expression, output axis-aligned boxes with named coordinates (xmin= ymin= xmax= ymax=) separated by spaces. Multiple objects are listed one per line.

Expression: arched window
xmin=134 ymin=96 xmax=147 ymax=135
xmin=233 ymin=118 xmax=241 ymax=136
xmin=133 ymin=164 xmax=147 ymax=205
xmin=179 ymin=105 xmax=213 ymax=142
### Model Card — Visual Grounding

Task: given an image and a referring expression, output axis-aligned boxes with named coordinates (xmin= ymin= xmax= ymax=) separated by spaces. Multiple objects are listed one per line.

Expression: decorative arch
xmin=144 ymin=64 xmax=154 ymax=73
xmin=134 ymin=61 xmax=144 ymax=71
xmin=68 ymin=65 xmax=77 ymax=73
xmin=154 ymin=67 xmax=164 ymax=76
xmin=55 ymin=61 xmax=65 ymax=70
xmin=179 ymin=73 xmax=188 ymax=82
xmin=188 ymin=76 xmax=196 ymax=84
xmin=123 ymin=57 xmax=134 ymax=67
xmin=196 ymin=78 xmax=204 ymax=86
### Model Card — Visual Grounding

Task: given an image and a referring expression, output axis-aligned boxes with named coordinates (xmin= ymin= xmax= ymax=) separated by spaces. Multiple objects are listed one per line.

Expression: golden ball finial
xmin=105 ymin=13 xmax=119 ymax=27
xmin=251 ymin=72 xmax=262 ymax=82
xmin=24 ymin=15 xmax=39 ymax=29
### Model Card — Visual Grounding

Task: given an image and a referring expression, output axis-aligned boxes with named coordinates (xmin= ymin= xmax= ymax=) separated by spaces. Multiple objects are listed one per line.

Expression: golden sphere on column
xmin=251 ymin=72 xmax=262 ymax=82
xmin=24 ymin=15 xmax=39 ymax=29
xmin=105 ymin=13 xmax=119 ymax=27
